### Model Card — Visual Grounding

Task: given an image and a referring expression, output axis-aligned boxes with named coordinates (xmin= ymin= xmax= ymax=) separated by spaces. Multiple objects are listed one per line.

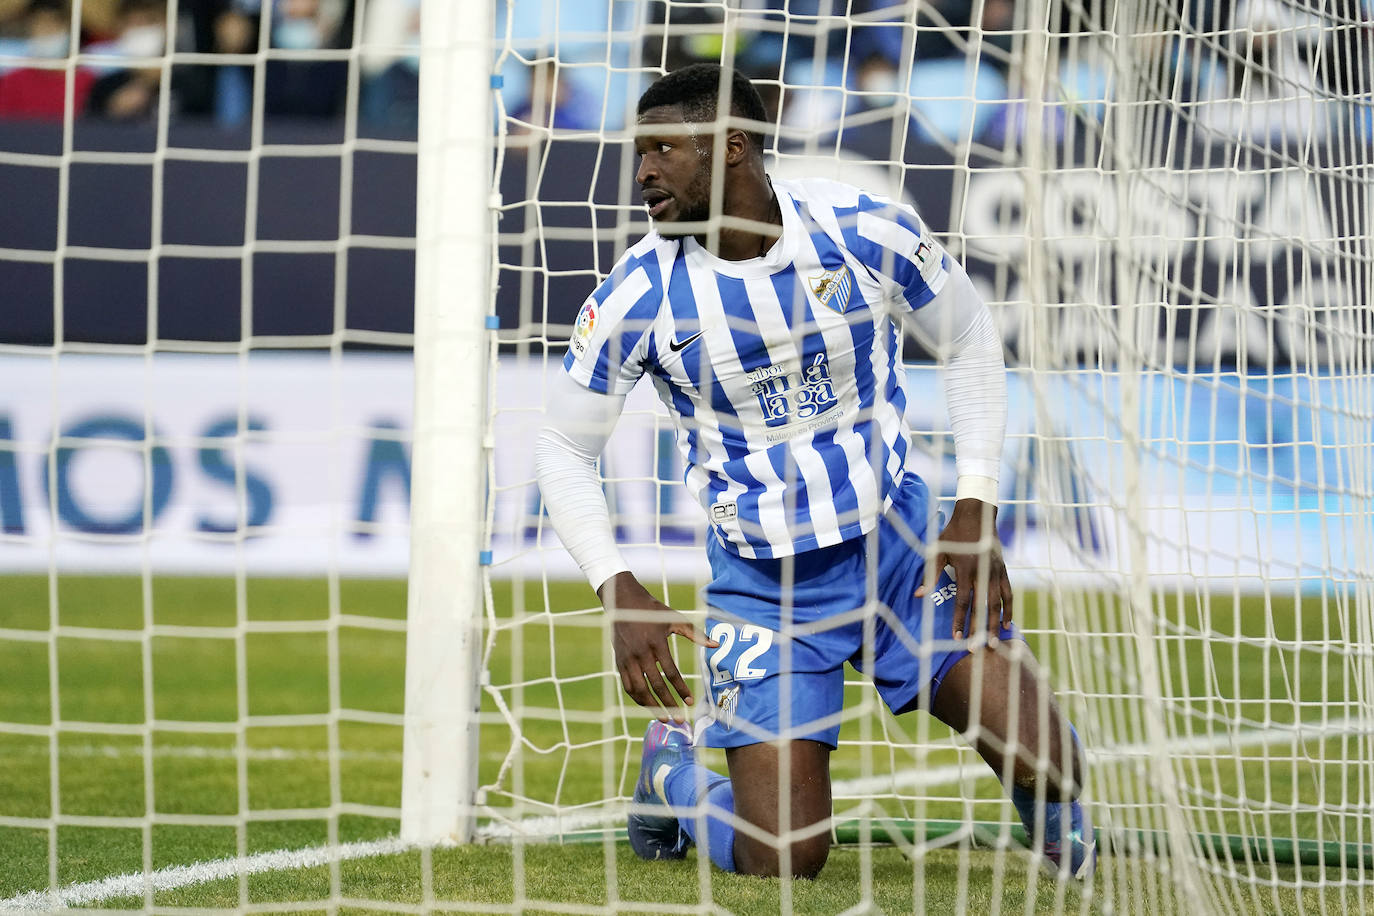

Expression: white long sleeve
xmin=902 ymin=258 xmax=1008 ymax=504
xmin=532 ymin=372 xmax=631 ymax=591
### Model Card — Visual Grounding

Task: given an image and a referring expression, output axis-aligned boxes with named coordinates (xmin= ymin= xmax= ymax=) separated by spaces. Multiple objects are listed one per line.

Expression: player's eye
xmin=633 ymin=141 xmax=673 ymax=160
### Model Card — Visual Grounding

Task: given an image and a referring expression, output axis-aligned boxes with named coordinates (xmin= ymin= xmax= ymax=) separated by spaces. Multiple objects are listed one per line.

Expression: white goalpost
xmin=399 ymin=0 xmax=492 ymax=847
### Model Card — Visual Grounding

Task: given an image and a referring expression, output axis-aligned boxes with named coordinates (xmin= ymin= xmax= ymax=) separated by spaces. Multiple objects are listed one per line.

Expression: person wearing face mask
xmin=358 ymin=0 xmax=418 ymax=132
xmin=193 ymin=0 xmax=349 ymax=125
xmin=272 ymin=0 xmax=321 ymax=50
xmin=850 ymin=54 xmax=903 ymax=114
xmin=261 ymin=0 xmax=347 ymax=117
xmin=85 ymin=0 xmax=171 ymax=120
xmin=0 ymin=0 xmax=95 ymax=118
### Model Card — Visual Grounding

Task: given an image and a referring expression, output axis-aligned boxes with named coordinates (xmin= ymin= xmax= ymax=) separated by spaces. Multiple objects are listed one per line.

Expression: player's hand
xmin=915 ymin=498 xmax=1013 ymax=642
xmin=598 ymin=572 xmax=718 ymax=723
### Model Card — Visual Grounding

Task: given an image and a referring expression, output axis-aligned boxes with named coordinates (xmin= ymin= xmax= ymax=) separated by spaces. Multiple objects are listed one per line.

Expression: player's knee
xmin=733 ymin=833 xmax=830 ymax=879
xmin=790 ymin=833 xmax=831 ymax=879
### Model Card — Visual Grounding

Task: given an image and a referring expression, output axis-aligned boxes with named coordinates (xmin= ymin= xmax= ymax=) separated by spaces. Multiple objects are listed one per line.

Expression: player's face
xmin=634 ymin=105 xmax=714 ymax=234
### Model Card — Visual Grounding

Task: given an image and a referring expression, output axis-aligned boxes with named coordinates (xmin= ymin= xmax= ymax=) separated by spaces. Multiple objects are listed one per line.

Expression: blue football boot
xmin=1037 ymin=798 xmax=1097 ymax=881
xmin=627 ymin=721 xmax=694 ymax=861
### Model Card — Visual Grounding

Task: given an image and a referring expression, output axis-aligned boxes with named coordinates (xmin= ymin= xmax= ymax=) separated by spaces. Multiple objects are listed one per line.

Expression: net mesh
xmin=484 ymin=1 xmax=1374 ymax=912
xmin=0 ymin=0 xmax=1371 ymax=912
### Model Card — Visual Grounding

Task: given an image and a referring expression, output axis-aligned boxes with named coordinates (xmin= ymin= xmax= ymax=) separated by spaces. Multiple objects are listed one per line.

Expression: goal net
xmin=0 ymin=0 xmax=1370 ymax=912
xmin=470 ymin=0 xmax=1374 ymax=912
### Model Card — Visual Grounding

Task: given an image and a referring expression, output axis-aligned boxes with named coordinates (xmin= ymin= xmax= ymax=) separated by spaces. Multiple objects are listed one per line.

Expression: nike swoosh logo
xmin=668 ymin=331 xmax=704 ymax=353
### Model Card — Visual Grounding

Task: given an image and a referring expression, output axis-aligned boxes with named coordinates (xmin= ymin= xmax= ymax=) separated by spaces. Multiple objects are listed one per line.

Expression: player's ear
xmin=724 ymin=128 xmax=749 ymax=166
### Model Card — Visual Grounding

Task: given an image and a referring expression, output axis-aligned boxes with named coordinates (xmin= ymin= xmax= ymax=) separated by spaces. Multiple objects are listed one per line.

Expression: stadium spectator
xmin=358 ymin=0 xmax=417 ymax=132
xmin=846 ymin=53 xmax=902 ymax=116
xmin=0 ymin=0 xmax=93 ymax=119
xmin=0 ymin=0 xmax=118 ymax=42
xmin=193 ymin=0 xmax=258 ymax=124
xmin=193 ymin=0 xmax=350 ymax=126
xmin=509 ymin=59 xmax=599 ymax=134
xmin=261 ymin=0 xmax=348 ymax=117
xmin=84 ymin=0 xmax=169 ymax=120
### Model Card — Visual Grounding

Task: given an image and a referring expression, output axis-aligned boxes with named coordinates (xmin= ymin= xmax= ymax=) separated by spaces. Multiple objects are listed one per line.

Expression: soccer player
xmin=534 ymin=63 xmax=1096 ymax=881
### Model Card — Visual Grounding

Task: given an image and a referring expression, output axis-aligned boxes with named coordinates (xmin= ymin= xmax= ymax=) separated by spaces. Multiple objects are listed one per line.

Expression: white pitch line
xmin=0 ymin=837 xmax=413 ymax=912
xmin=4 ymin=715 xmax=1369 ymax=910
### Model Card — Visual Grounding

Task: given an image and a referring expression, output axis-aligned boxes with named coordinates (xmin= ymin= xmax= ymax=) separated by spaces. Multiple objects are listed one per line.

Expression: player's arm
xmin=850 ymin=191 xmax=1012 ymax=639
xmin=901 ymin=258 xmax=1012 ymax=642
xmin=533 ymin=371 xmax=715 ymax=721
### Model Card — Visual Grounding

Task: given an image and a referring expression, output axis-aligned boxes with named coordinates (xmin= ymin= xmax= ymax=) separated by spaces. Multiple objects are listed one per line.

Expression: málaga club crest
xmin=809 ymin=265 xmax=854 ymax=314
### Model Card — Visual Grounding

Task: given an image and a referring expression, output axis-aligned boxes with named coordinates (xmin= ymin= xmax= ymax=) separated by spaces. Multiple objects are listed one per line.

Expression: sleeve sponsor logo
xmin=914 ymin=225 xmax=944 ymax=285
xmin=710 ymin=500 xmax=737 ymax=523
xmin=570 ymin=301 xmax=597 ymax=357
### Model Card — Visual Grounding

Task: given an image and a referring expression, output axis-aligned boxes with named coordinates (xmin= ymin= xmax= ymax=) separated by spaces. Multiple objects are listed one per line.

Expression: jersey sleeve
xmin=563 ymin=253 xmax=661 ymax=396
xmin=846 ymin=193 xmax=951 ymax=313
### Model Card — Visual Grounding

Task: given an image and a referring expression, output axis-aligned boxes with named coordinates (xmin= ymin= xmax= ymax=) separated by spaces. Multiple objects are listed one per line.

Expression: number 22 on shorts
xmin=707 ymin=622 xmax=774 ymax=685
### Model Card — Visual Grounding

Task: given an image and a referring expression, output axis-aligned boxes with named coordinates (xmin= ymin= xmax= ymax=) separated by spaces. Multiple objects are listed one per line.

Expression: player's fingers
xmin=984 ymin=559 xmax=1009 ymax=631
xmin=657 ymin=652 xmax=694 ymax=719
xmin=976 ymin=551 xmax=1005 ymax=634
xmin=999 ymin=567 xmax=1015 ymax=625
xmin=985 ymin=577 xmax=1003 ymax=638
xmin=640 ymin=664 xmax=678 ymax=718
xmin=671 ymin=621 xmax=718 ymax=649
xmin=952 ymin=562 xmax=976 ymax=640
xmin=622 ymin=656 xmax=658 ymax=709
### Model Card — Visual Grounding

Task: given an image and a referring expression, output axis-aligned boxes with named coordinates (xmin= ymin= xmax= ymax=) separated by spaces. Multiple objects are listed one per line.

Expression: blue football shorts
xmin=697 ymin=473 xmax=1020 ymax=749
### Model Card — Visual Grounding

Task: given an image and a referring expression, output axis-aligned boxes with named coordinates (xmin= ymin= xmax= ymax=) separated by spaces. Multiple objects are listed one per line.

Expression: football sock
xmin=663 ymin=762 xmax=737 ymax=872
xmin=1010 ymin=783 xmax=1074 ymax=847
xmin=1007 ymin=723 xmax=1083 ymax=850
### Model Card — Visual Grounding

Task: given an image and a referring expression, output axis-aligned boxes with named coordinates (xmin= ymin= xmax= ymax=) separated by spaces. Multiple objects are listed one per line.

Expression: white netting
xmin=480 ymin=1 xmax=1373 ymax=913
xmin=1 ymin=0 xmax=1371 ymax=912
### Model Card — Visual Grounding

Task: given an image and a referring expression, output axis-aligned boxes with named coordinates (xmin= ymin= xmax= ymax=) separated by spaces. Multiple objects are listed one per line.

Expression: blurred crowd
xmin=518 ymin=0 xmax=1373 ymax=147
xmin=0 ymin=0 xmax=419 ymax=128
xmin=0 ymin=0 xmax=1368 ymax=144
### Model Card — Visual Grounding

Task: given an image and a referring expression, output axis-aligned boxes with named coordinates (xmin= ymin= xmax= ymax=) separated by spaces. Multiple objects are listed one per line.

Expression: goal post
xmin=400 ymin=0 xmax=493 ymax=844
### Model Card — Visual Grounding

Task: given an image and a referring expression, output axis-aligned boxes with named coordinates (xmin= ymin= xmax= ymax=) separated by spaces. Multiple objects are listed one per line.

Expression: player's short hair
xmin=637 ymin=64 xmax=769 ymax=155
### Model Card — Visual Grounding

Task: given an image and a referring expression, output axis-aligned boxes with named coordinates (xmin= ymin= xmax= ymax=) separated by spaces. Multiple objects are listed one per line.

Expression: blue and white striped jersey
xmin=563 ymin=177 xmax=950 ymax=560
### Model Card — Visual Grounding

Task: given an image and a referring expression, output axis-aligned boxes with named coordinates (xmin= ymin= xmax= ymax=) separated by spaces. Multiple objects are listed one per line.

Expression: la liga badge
xmin=571 ymin=302 xmax=597 ymax=356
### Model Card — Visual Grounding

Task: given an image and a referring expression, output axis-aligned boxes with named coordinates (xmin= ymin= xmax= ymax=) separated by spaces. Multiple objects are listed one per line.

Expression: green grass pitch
xmin=0 ymin=574 xmax=1369 ymax=914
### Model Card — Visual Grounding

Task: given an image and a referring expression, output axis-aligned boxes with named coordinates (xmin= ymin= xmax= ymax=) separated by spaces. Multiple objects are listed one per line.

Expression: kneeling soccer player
xmin=534 ymin=63 xmax=1096 ymax=881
